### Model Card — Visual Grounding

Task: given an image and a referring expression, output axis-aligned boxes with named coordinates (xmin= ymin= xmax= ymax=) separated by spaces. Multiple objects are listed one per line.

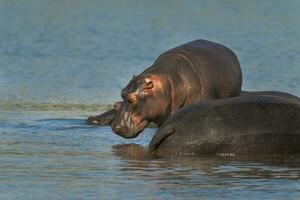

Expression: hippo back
xmin=150 ymin=94 xmax=300 ymax=156
xmin=145 ymin=39 xmax=242 ymax=104
xmin=111 ymin=40 xmax=243 ymax=138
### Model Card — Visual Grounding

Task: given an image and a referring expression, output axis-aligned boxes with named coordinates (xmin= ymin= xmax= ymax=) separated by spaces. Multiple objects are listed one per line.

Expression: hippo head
xmin=111 ymin=75 xmax=171 ymax=138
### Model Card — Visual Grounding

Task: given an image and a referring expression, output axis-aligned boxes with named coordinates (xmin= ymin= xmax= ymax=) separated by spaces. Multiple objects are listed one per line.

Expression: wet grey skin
xmin=89 ymin=39 xmax=243 ymax=138
xmin=149 ymin=92 xmax=300 ymax=156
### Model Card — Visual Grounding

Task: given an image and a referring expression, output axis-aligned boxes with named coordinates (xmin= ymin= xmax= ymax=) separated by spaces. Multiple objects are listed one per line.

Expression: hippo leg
xmin=149 ymin=124 xmax=175 ymax=151
xmin=87 ymin=109 xmax=117 ymax=126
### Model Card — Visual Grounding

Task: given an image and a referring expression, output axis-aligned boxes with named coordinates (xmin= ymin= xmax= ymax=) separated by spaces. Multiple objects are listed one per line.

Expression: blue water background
xmin=0 ymin=1 xmax=300 ymax=199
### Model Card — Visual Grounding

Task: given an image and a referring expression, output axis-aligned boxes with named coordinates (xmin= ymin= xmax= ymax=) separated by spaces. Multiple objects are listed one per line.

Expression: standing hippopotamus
xmin=110 ymin=39 xmax=242 ymax=138
xmin=149 ymin=92 xmax=300 ymax=156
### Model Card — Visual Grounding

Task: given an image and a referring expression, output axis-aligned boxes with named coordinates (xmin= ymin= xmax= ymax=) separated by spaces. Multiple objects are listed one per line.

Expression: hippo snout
xmin=111 ymin=124 xmax=122 ymax=133
xmin=111 ymin=122 xmax=137 ymax=139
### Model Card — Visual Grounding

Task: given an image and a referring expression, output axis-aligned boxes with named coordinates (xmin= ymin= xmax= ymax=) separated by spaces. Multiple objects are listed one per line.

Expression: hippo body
xmin=110 ymin=39 xmax=242 ymax=138
xmin=150 ymin=93 xmax=300 ymax=156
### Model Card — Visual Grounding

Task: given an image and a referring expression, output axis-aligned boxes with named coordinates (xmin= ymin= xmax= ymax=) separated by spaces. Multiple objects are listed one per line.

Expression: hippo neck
xmin=159 ymin=55 xmax=204 ymax=112
xmin=136 ymin=71 xmax=173 ymax=125
xmin=140 ymin=72 xmax=195 ymax=117
xmin=142 ymin=54 xmax=204 ymax=114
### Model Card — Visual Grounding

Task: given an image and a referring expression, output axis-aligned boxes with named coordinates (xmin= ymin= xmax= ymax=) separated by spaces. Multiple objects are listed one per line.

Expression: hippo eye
xmin=127 ymin=93 xmax=138 ymax=103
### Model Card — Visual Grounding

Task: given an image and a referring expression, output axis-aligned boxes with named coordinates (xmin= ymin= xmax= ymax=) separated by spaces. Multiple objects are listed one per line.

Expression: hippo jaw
xmin=112 ymin=118 xmax=149 ymax=139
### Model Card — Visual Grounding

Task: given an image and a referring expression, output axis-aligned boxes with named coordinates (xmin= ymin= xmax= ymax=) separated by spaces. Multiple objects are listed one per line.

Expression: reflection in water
xmin=111 ymin=144 xmax=300 ymax=199
xmin=113 ymin=144 xmax=151 ymax=160
xmin=112 ymin=144 xmax=300 ymax=180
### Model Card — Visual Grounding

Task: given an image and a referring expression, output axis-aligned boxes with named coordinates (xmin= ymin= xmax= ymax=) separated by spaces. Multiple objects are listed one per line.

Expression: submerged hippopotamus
xmin=106 ymin=39 xmax=242 ymax=138
xmin=149 ymin=92 xmax=300 ymax=156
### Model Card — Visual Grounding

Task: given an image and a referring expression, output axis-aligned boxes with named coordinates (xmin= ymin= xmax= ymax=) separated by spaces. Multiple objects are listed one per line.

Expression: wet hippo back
xmin=241 ymin=90 xmax=300 ymax=101
xmin=150 ymin=93 xmax=300 ymax=156
xmin=144 ymin=39 xmax=242 ymax=104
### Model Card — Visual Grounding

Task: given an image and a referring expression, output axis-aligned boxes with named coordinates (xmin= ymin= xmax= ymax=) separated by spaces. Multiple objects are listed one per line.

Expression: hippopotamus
xmin=149 ymin=92 xmax=300 ymax=156
xmin=108 ymin=39 xmax=242 ymax=138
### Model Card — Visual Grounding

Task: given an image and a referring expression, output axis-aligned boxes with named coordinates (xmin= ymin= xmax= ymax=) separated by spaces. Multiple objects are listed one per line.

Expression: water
xmin=0 ymin=0 xmax=300 ymax=199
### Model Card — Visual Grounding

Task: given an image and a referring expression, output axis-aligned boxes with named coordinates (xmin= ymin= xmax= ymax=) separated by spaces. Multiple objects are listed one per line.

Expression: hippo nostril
xmin=114 ymin=125 xmax=121 ymax=131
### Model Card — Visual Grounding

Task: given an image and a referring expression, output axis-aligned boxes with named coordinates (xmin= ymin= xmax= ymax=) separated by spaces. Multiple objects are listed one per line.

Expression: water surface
xmin=0 ymin=1 xmax=300 ymax=199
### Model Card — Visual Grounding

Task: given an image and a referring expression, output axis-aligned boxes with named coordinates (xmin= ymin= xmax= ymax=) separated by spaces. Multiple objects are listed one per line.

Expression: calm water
xmin=0 ymin=0 xmax=300 ymax=199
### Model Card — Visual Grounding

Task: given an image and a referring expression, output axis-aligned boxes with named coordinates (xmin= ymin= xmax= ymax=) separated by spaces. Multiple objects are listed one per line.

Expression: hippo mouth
xmin=131 ymin=119 xmax=149 ymax=138
xmin=112 ymin=118 xmax=149 ymax=139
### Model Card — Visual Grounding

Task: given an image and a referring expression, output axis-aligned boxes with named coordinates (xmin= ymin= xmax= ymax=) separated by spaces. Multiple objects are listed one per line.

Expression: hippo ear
xmin=140 ymin=81 xmax=154 ymax=96
xmin=144 ymin=80 xmax=154 ymax=89
xmin=143 ymin=77 xmax=154 ymax=89
xmin=139 ymin=77 xmax=154 ymax=96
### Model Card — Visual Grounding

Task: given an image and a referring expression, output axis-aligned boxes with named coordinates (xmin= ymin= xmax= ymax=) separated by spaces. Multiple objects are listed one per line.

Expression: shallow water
xmin=0 ymin=1 xmax=300 ymax=199
xmin=1 ymin=111 xmax=300 ymax=200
